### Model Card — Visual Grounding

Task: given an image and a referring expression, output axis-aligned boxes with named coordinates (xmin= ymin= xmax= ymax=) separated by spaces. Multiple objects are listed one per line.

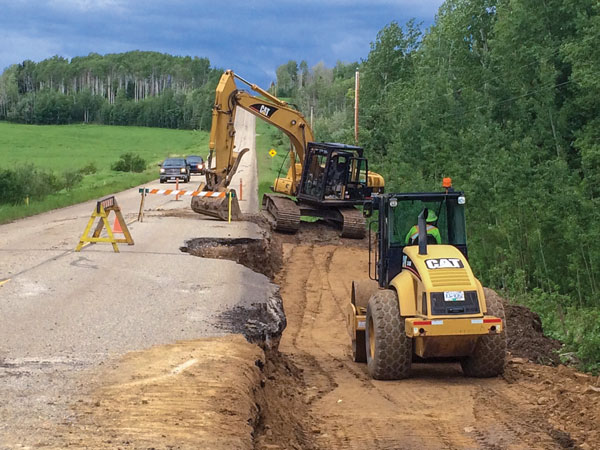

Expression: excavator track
xmin=262 ymin=194 xmax=301 ymax=233
xmin=339 ymin=207 xmax=366 ymax=239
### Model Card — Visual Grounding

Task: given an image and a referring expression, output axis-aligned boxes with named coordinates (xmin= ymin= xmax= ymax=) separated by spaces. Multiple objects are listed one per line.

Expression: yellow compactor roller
xmin=348 ymin=181 xmax=507 ymax=379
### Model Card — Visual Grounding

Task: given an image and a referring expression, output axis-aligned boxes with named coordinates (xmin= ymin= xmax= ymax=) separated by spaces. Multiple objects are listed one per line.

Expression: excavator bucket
xmin=191 ymin=189 xmax=242 ymax=221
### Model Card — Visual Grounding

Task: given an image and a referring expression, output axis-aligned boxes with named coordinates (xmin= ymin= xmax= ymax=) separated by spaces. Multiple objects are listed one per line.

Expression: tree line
xmin=276 ymin=0 xmax=600 ymax=371
xmin=0 ymin=51 xmax=222 ymax=129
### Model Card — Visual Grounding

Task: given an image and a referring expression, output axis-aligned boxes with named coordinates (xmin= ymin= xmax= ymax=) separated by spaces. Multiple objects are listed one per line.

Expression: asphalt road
xmin=0 ymin=110 xmax=268 ymax=446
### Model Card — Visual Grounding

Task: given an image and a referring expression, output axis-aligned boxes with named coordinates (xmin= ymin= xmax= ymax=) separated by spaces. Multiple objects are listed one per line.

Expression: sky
xmin=0 ymin=0 xmax=444 ymax=87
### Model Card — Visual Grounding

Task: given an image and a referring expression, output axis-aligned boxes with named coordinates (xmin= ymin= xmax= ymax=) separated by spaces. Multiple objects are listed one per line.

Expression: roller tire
xmin=461 ymin=292 xmax=507 ymax=377
xmin=352 ymin=330 xmax=367 ymax=363
xmin=366 ymin=289 xmax=412 ymax=380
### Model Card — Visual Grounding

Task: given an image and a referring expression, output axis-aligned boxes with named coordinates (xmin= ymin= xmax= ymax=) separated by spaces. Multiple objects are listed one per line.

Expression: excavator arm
xmin=205 ymin=70 xmax=314 ymax=194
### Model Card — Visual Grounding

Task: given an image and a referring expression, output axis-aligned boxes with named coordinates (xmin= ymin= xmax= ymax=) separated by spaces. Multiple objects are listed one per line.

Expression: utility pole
xmin=354 ymin=70 xmax=360 ymax=144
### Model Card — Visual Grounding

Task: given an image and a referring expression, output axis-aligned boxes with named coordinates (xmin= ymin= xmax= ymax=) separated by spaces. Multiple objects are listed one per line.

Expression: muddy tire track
xmin=274 ymin=243 xmax=596 ymax=450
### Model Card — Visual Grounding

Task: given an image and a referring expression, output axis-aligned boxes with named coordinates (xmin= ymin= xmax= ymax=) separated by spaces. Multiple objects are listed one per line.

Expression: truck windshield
xmin=388 ymin=196 xmax=467 ymax=247
xmin=163 ymin=159 xmax=185 ymax=166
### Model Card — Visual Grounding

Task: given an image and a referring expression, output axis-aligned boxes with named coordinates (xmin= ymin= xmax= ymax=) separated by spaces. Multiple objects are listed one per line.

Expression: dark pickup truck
xmin=186 ymin=155 xmax=205 ymax=175
xmin=159 ymin=158 xmax=190 ymax=183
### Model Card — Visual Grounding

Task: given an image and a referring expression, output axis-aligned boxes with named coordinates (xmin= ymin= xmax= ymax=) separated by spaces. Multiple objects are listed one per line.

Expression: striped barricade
xmin=139 ymin=188 xmax=226 ymax=198
xmin=137 ymin=187 xmax=235 ymax=222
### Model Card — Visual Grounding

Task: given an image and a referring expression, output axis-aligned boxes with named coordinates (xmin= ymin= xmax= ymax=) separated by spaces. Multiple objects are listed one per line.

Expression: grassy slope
xmin=254 ymin=118 xmax=321 ymax=222
xmin=255 ymin=119 xmax=290 ymax=203
xmin=0 ymin=122 xmax=208 ymax=223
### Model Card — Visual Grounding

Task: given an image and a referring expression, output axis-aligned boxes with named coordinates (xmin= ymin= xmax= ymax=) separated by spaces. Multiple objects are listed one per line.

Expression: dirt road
xmin=268 ymin=234 xmax=600 ymax=450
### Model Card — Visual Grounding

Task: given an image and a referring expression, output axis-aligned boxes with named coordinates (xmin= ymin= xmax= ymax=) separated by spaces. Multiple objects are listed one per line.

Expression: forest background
xmin=0 ymin=0 xmax=598 ymax=371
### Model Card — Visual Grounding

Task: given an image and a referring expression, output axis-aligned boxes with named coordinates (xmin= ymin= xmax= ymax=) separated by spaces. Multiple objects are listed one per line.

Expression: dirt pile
xmin=16 ymin=336 xmax=265 ymax=449
xmin=504 ymin=359 xmax=600 ymax=448
xmin=484 ymin=288 xmax=562 ymax=365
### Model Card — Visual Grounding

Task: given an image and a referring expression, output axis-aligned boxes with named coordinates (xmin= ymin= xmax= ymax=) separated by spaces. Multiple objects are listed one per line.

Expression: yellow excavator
xmin=191 ymin=70 xmax=384 ymax=238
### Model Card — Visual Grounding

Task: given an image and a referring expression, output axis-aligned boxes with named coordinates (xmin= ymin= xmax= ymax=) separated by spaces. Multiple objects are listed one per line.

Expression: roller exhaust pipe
xmin=418 ymin=209 xmax=427 ymax=255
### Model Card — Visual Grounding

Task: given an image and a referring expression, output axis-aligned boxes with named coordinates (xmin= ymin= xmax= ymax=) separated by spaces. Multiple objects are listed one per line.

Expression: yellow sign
xmin=269 ymin=149 xmax=277 ymax=158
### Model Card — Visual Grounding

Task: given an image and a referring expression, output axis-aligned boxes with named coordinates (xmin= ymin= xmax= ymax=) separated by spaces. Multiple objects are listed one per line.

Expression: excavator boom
xmin=204 ymin=70 xmax=313 ymax=193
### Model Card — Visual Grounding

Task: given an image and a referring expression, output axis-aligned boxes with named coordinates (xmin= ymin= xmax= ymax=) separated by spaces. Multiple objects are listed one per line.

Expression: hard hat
xmin=426 ymin=210 xmax=437 ymax=223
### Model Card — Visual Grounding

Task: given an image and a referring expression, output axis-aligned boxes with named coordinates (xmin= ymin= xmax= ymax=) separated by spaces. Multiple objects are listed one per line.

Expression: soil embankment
xmin=1 ymin=336 xmax=267 ymax=449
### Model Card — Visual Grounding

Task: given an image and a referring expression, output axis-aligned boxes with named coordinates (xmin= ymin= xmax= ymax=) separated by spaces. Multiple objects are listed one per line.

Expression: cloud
xmin=0 ymin=0 xmax=444 ymax=85
xmin=0 ymin=32 xmax=63 ymax=70
xmin=47 ymin=0 xmax=124 ymax=12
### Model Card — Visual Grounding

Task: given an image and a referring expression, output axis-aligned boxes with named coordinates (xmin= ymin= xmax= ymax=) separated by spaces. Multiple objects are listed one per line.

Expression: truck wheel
xmin=352 ymin=330 xmax=366 ymax=363
xmin=461 ymin=292 xmax=507 ymax=377
xmin=366 ymin=289 xmax=412 ymax=380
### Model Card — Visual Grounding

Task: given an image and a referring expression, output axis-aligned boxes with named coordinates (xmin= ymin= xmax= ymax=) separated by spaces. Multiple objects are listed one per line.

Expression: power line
xmin=386 ymin=77 xmax=576 ymax=125
xmin=382 ymin=33 xmax=594 ymax=115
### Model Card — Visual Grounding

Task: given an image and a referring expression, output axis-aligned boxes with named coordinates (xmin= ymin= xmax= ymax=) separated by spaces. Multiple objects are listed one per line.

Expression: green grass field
xmin=0 ymin=122 xmax=208 ymax=223
xmin=255 ymin=119 xmax=320 ymax=222
xmin=255 ymin=119 xmax=290 ymax=202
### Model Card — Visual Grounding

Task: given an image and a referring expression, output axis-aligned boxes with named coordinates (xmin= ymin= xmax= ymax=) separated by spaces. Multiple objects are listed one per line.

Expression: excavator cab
xmin=298 ymin=142 xmax=372 ymax=205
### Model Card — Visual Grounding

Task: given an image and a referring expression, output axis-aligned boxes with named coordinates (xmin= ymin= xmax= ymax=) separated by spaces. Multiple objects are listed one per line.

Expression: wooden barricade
xmin=75 ymin=196 xmax=134 ymax=253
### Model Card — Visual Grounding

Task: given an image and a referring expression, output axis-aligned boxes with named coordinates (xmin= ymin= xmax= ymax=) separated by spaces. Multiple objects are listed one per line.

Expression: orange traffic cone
xmin=112 ymin=216 xmax=123 ymax=233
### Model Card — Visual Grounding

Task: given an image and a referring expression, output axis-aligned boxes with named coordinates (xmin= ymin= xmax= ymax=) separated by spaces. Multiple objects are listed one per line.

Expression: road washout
xmin=18 ymin=220 xmax=599 ymax=449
